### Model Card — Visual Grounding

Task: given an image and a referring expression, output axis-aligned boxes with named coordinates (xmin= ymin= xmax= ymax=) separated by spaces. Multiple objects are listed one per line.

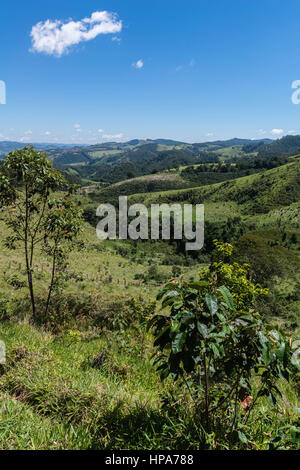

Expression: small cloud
xmin=24 ymin=130 xmax=33 ymax=135
xmin=175 ymin=60 xmax=196 ymax=72
xmin=97 ymin=128 xmax=104 ymax=133
xmin=30 ymin=11 xmax=122 ymax=57
xmin=102 ymin=133 xmax=124 ymax=141
xmin=132 ymin=59 xmax=144 ymax=69
xmin=257 ymin=129 xmax=267 ymax=135
xmin=45 ymin=131 xmax=51 ymax=135
xmin=287 ymin=130 xmax=296 ymax=135
xmin=271 ymin=128 xmax=284 ymax=135
xmin=206 ymin=132 xmax=214 ymax=137
xmin=74 ymin=123 xmax=82 ymax=132
xmin=112 ymin=36 xmax=121 ymax=43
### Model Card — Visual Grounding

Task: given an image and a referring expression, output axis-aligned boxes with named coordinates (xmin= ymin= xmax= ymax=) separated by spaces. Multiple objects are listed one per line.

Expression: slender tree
xmin=0 ymin=146 xmax=83 ymax=320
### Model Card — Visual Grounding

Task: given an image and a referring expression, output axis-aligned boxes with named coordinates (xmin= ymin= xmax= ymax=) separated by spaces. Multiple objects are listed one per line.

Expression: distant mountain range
xmin=0 ymin=138 xmax=272 ymax=155
xmin=0 ymin=136 xmax=272 ymax=163
xmin=3 ymin=135 xmax=300 ymax=186
xmin=0 ymin=141 xmax=82 ymax=157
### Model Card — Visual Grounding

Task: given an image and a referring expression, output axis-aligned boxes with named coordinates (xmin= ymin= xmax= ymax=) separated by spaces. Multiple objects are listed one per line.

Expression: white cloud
xmin=271 ymin=128 xmax=284 ymax=135
xmin=74 ymin=123 xmax=82 ymax=132
xmin=45 ymin=131 xmax=51 ymax=135
xmin=30 ymin=11 xmax=122 ymax=57
xmin=206 ymin=132 xmax=214 ymax=137
xmin=257 ymin=129 xmax=267 ymax=135
xmin=112 ymin=36 xmax=121 ymax=43
xmin=102 ymin=133 xmax=124 ymax=141
xmin=24 ymin=130 xmax=33 ymax=135
xmin=287 ymin=130 xmax=296 ymax=135
xmin=132 ymin=59 xmax=144 ymax=69
xmin=97 ymin=128 xmax=104 ymax=133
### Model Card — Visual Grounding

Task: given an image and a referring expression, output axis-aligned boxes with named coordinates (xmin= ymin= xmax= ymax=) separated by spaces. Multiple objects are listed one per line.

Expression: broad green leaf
xmin=217 ymin=286 xmax=235 ymax=311
xmin=205 ymin=294 xmax=218 ymax=316
xmin=197 ymin=322 xmax=208 ymax=338
xmin=210 ymin=343 xmax=220 ymax=358
xmin=270 ymin=330 xmax=281 ymax=342
xmin=238 ymin=431 xmax=248 ymax=444
xmin=172 ymin=331 xmax=187 ymax=354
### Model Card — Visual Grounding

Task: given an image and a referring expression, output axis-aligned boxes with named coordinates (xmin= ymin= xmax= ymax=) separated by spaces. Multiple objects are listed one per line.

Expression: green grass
xmin=0 ymin=322 xmax=299 ymax=450
xmin=127 ymin=159 xmax=300 ymax=215
xmin=0 ymin=160 xmax=299 ymax=450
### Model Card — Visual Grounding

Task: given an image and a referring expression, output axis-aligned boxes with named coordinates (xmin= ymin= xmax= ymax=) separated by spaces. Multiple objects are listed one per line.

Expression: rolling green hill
xmin=93 ymin=172 xmax=193 ymax=199
xmin=127 ymin=158 xmax=300 ymax=216
xmin=0 ymin=145 xmax=299 ymax=450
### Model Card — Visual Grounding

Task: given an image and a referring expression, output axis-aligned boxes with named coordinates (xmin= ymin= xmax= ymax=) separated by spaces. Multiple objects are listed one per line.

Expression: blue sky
xmin=1 ymin=0 xmax=300 ymax=144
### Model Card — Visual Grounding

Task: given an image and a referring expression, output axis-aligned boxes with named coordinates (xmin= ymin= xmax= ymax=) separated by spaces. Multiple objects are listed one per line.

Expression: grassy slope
xmin=0 ymin=161 xmax=299 ymax=450
xmin=0 ymin=319 xmax=298 ymax=449
xmin=128 ymin=158 xmax=300 ymax=216
xmin=94 ymin=173 xmax=194 ymax=199
xmin=0 ymin=218 xmax=200 ymax=303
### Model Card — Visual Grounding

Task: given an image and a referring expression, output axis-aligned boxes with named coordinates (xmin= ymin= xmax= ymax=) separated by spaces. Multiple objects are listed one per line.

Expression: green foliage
xmin=201 ymin=240 xmax=268 ymax=308
xmin=150 ymin=241 xmax=294 ymax=435
xmin=258 ymin=135 xmax=300 ymax=158
xmin=0 ymin=146 xmax=83 ymax=319
xmin=0 ymin=296 xmax=10 ymax=321
xmin=233 ymin=233 xmax=300 ymax=287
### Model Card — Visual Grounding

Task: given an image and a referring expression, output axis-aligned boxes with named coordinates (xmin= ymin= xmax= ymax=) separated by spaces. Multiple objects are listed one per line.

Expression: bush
xmin=233 ymin=234 xmax=299 ymax=287
xmin=8 ymin=293 xmax=156 ymax=333
xmin=149 ymin=241 xmax=295 ymax=438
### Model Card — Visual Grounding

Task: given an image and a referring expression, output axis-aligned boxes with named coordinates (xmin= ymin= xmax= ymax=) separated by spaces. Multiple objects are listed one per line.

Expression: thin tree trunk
xmin=24 ymin=186 xmax=36 ymax=318
xmin=44 ymin=247 xmax=56 ymax=318
xmin=203 ymin=349 xmax=210 ymax=431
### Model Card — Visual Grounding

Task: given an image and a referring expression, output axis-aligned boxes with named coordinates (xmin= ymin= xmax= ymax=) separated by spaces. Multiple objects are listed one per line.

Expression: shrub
xmin=149 ymin=241 xmax=296 ymax=439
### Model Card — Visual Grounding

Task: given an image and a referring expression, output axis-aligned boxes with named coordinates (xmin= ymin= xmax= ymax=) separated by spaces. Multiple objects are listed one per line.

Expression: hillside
xmin=0 ymin=141 xmax=77 ymax=158
xmin=92 ymin=172 xmax=193 ymax=199
xmin=258 ymin=135 xmax=300 ymax=158
xmin=0 ymin=136 xmax=272 ymax=168
xmin=127 ymin=158 xmax=300 ymax=216
xmin=0 ymin=146 xmax=299 ymax=451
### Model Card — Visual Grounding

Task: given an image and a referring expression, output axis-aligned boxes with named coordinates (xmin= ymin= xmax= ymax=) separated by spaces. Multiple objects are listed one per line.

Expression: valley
xmin=0 ymin=137 xmax=299 ymax=450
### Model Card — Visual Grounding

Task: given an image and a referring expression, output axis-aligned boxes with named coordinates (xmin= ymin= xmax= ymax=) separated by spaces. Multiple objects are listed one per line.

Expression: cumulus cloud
xmin=97 ymin=128 xmax=104 ymax=133
xmin=132 ymin=59 xmax=144 ymax=69
xmin=271 ymin=128 xmax=284 ymax=135
xmin=30 ymin=11 xmax=122 ymax=57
